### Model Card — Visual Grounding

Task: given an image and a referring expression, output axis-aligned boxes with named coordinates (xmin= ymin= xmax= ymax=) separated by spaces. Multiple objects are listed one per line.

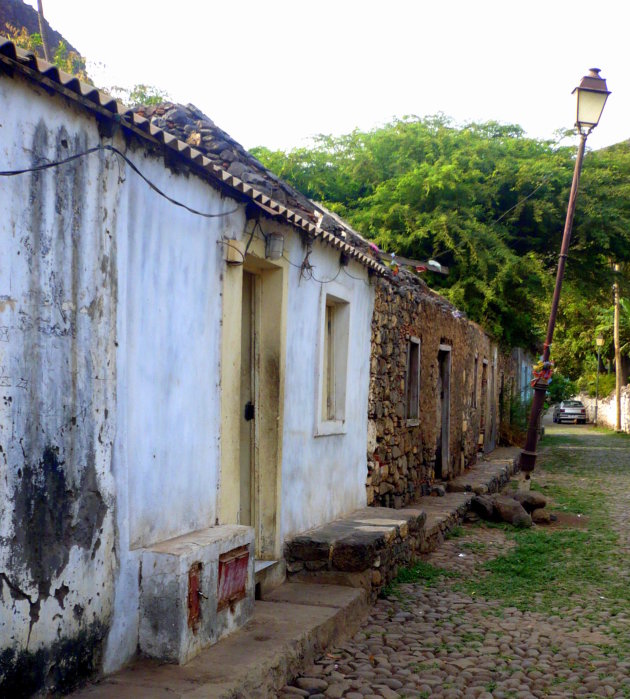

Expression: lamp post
xmin=520 ymin=69 xmax=610 ymax=475
xmin=595 ymin=333 xmax=605 ymax=426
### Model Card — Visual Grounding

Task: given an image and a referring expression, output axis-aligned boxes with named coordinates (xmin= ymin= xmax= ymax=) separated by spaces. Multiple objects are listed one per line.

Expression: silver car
xmin=553 ymin=400 xmax=587 ymax=424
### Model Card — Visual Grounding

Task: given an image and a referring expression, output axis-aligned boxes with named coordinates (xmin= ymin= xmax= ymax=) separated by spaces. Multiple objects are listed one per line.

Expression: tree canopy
xmin=253 ymin=117 xmax=630 ymax=379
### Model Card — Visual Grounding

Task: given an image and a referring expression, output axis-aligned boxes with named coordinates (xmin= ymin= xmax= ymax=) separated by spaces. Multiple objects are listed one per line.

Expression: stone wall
xmin=579 ymin=388 xmax=630 ymax=433
xmin=367 ymin=273 xmax=521 ymax=508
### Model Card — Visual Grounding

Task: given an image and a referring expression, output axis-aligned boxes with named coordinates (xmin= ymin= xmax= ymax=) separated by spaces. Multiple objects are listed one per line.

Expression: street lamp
xmin=595 ymin=334 xmax=605 ymax=425
xmin=520 ymin=69 xmax=610 ymax=475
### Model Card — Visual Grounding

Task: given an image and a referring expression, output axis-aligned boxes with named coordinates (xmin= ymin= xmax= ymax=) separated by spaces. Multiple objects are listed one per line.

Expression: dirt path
xmin=285 ymin=424 xmax=630 ymax=698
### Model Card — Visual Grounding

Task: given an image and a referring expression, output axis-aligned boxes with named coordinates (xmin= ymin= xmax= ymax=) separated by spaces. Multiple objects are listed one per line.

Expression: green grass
xmin=459 ymin=430 xmax=627 ymax=616
xmin=460 ymin=540 xmax=487 ymax=553
xmin=445 ymin=526 xmax=465 ymax=539
xmin=381 ymin=560 xmax=457 ymax=598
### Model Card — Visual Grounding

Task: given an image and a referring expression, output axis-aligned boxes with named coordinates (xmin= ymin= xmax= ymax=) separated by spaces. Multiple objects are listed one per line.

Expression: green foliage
xmin=254 ymin=118 xmax=630 ymax=355
xmin=2 ymin=23 xmax=167 ymax=105
xmin=547 ymin=373 xmax=577 ymax=404
xmin=3 ymin=23 xmax=90 ymax=82
xmin=577 ymin=371 xmax=618 ymax=398
xmin=109 ymin=84 xmax=170 ymax=107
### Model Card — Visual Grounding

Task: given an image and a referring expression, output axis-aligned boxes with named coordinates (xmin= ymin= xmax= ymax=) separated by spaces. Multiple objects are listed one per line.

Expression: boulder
xmin=512 ymin=490 xmax=548 ymax=513
xmin=532 ymin=507 xmax=552 ymax=524
xmin=471 ymin=494 xmax=495 ymax=520
xmin=492 ymin=495 xmax=532 ymax=528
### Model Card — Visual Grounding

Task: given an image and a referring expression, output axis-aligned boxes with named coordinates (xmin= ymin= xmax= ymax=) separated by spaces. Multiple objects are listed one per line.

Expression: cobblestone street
xmin=285 ymin=423 xmax=630 ymax=699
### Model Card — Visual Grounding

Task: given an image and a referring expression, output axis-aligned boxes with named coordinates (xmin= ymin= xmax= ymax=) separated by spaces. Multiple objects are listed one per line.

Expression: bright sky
xmin=24 ymin=0 xmax=630 ymax=152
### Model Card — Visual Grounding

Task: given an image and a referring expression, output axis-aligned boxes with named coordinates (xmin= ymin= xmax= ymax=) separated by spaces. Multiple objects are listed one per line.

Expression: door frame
xmin=437 ymin=344 xmax=452 ymax=478
xmin=219 ymin=239 xmax=287 ymax=560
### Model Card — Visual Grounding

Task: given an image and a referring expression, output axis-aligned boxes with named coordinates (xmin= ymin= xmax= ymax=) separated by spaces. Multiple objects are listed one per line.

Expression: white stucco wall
xmin=0 ymin=74 xmax=244 ymax=683
xmin=0 ymin=77 xmax=119 ymax=688
xmin=579 ymin=388 xmax=630 ymax=433
xmin=280 ymin=236 xmax=374 ymax=539
xmin=106 ymin=142 xmax=241 ymax=670
xmin=0 ymin=69 xmax=376 ymax=687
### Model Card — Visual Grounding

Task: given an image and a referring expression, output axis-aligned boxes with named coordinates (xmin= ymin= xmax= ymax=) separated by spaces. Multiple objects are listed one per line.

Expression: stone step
xmin=72 ymin=584 xmax=368 ymax=699
xmin=284 ymin=506 xmax=427 ymax=600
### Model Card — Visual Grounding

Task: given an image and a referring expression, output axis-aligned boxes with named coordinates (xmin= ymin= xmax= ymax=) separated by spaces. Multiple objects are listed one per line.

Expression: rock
xmin=295 ymin=677 xmax=329 ymax=693
xmin=431 ymin=485 xmax=446 ymax=497
xmin=492 ymin=495 xmax=532 ymax=528
xmin=464 ymin=511 xmax=480 ymax=523
xmin=512 ymin=490 xmax=548 ymax=512
xmin=531 ymin=507 xmax=551 ymax=524
xmin=471 ymin=494 xmax=495 ymax=520
xmin=227 ymin=161 xmax=249 ymax=178
xmin=473 ymin=484 xmax=488 ymax=495
xmin=282 ymin=687 xmax=310 ymax=697
xmin=550 ymin=513 xmax=558 ymax=521
xmin=447 ymin=481 xmax=468 ymax=493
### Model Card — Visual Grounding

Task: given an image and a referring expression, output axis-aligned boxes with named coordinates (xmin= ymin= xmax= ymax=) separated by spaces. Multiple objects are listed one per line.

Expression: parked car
xmin=553 ymin=400 xmax=587 ymax=424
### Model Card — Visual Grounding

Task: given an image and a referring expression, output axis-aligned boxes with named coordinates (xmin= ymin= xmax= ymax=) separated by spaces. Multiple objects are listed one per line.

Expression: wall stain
xmin=10 ymin=445 xmax=107 ymax=619
xmin=0 ymin=620 xmax=106 ymax=698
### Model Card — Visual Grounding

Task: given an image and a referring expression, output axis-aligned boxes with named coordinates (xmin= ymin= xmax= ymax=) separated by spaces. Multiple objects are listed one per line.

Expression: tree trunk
xmin=37 ymin=0 xmax=52 ymax=63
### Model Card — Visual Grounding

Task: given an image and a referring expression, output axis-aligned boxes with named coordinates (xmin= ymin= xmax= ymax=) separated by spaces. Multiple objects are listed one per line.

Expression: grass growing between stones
xmin=381 ymin=560 xmax=457 ymax=598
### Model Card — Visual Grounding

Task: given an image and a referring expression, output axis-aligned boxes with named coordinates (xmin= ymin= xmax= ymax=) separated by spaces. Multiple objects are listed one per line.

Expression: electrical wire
xmin=0 ymin=144 xmax=239 ymax=219
xmin=493 ymin=175 xmax=552 ymax=224
xmin=342 ymin=265 xmax=372 ymax=286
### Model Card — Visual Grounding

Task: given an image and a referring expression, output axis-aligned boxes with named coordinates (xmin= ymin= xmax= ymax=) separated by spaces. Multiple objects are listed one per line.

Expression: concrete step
xmin=72 ymin=583 xmax=368 ymax=699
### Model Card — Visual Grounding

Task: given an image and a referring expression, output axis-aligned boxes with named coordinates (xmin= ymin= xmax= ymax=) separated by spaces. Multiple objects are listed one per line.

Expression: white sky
xmin=24 ymin=0 xmax=630 ymax=152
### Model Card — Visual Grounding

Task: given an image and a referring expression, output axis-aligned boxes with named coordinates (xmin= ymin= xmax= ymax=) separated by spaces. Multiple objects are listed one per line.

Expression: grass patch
xmin=381 ymin=560 xmax=457 ymax=598
xmin=460 ymin=540 xmax=487 ymax=553
xmin=461 ymin=469 xmax=620 ymax=614
xmin=445 ymin=526 xmax=465 ymax=539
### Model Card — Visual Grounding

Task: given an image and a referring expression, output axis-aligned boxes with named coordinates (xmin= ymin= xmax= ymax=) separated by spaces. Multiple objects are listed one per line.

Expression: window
xmin=472 ymin=355 xmax=478 ymax=408
xmin=316 ymin=285 xmax=350 ymax=436
xmin=405 ymin=337 xmax=421 ymax=422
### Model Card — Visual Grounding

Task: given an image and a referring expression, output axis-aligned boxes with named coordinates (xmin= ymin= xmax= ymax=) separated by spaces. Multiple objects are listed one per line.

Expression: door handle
xmin=244 ymin=401 xmax=255 ymax=421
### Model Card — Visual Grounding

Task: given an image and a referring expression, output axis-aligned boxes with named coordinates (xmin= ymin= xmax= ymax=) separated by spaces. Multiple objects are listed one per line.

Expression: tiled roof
xmin=0 ymin=38 xmax=386 ymax=275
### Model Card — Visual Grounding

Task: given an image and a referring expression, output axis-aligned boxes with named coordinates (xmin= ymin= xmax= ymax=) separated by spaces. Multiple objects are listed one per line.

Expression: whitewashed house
xmin=0 ymin=39 xmax=384 ymax=695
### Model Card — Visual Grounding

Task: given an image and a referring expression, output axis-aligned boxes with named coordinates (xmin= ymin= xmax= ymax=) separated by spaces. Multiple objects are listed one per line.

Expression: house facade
xmin=0 ymin=40 xmax=379 ymax=694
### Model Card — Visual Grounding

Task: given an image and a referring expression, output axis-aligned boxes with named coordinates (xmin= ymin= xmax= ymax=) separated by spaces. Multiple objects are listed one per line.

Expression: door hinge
xmin=244 ymin=401 xmax=255 ymax=421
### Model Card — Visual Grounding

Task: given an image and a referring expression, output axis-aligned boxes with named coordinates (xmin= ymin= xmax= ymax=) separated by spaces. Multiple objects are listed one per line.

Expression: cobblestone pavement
xmin=284 ymin=424 xmax=630 ymax=699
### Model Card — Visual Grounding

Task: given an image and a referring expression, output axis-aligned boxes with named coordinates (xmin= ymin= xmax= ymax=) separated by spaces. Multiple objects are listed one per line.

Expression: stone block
xmin=285 ymin=536 xmax=331 ymax=562
xmin=139 ymin=525 xmax=254 ymax=664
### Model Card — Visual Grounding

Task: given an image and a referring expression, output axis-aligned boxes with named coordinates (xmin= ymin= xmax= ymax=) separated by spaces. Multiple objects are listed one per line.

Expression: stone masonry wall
xmin=367 ymin=273 xmax=519 ymax=508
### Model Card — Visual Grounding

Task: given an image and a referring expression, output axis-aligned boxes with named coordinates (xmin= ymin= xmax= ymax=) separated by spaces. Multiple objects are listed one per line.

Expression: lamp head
xmin=572 ymin=68 xmax=610 ymax=134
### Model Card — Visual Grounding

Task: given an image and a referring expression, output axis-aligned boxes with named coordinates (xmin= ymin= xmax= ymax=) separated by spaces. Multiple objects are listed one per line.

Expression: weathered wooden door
xmin=436 ymin=347 xmax=451 ymax=478
xmin=239 ymin=272 xmax=257 ymax=532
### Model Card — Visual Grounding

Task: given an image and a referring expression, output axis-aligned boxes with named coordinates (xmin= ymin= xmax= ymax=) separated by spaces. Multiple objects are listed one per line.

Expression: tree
xmin=253 ymin=117 xmax=630 ymax=361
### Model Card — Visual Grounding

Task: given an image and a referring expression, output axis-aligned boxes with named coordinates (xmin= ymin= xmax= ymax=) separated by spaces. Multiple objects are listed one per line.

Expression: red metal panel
xmin=187 ymin=562 xmax=202 ymax=632
xmin=217 ymin=546 xmax=249 ymax=611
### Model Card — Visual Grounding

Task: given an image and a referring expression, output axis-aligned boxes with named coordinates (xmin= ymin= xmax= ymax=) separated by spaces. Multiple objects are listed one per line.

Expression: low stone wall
xmin=578 ymin=388 xmax=630 ymax=433
xmin=284 ymin=507 xmax=426 ymax=602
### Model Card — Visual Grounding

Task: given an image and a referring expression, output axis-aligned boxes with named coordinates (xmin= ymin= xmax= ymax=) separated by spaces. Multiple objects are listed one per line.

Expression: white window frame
xmin=315 ymin=282 xmax=351 ymax=437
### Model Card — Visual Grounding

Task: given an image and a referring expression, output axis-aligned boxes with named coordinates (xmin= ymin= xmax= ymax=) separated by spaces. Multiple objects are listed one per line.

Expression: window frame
xmin=315 ymin=282 xmax=351 ymax=437
xmin=405 ymin=336 xmax=421 ymax=425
